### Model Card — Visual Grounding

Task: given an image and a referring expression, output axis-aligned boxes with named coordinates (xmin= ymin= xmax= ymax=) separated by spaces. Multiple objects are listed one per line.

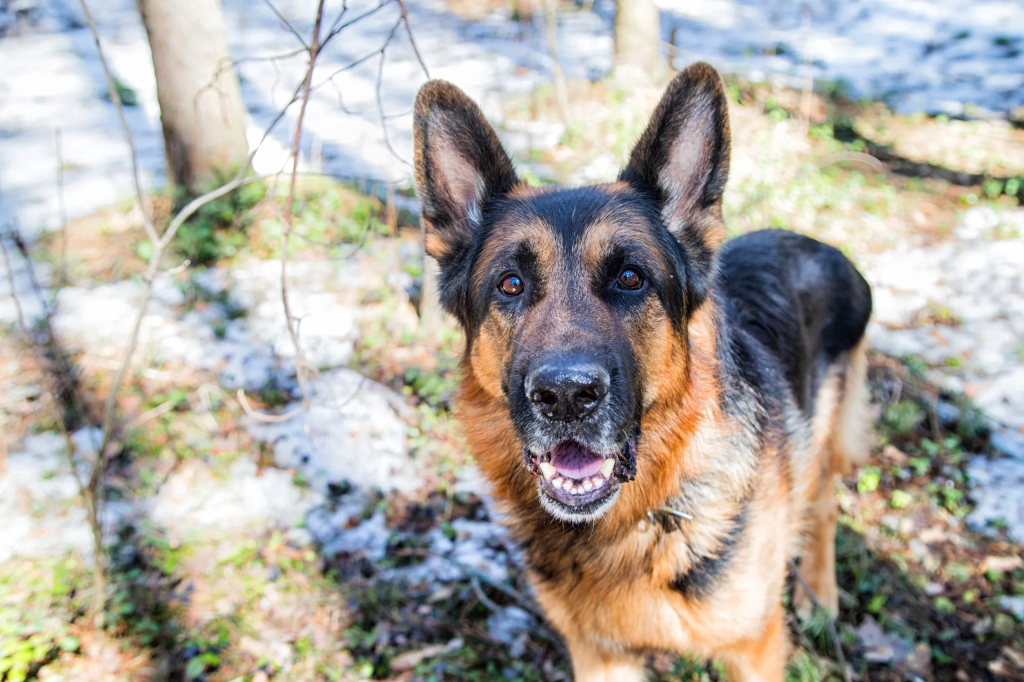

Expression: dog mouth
xmin=524 ymin=436 xmax=637 ymax=512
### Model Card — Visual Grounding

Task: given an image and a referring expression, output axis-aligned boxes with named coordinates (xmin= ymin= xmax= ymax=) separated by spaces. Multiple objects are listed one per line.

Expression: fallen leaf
xmin=981 ymin=555 xmax=1024 ymax=574
xmin=882 ymin=444 xmax=908 ymax=464
xmin=390 ymin=638 xmax=463 ymax=672
xmin=1003 ymin=647 xmax=1024 ymax=669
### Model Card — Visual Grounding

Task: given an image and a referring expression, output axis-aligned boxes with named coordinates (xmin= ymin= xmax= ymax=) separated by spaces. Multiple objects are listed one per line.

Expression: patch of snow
xmin=392 ymin=517 xmax=513 ymax=587
xmin=966 ymin=455 xmax=1024 ymax=543
xmin=320 ymin=510 xmax=389 ymax=561
xmin=0 ymin=430 xmax=126 ymax=561
xmin=487 ymin=606 xmax=535 ymax=658
xmin=999 ymin=595 xmax=1024 ymax=621
xmin=247 ymin=368 xmax=416 ymax=495
xmin=145 ymin=457 xmax=323 ymax=534
xmin=865 ymin=211 xmax=1024 ymax=546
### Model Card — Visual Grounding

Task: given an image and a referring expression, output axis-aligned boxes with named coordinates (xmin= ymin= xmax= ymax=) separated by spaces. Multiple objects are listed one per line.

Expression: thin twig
xmin=313 ymin=45 xmax=392 ymax=95
xmin=789 ymin=559 xmax=852 ymax=682
xmin=0 ymin=234 xmax=84 ymax=492
xmin=395 ymin=0 xmax=429 ymax=78
xmin=236 ymin=388 xmax=303 ymax=424
xmin=470 ymin=576 xmax=502 ymax=613
xmin=376 ymin=18 xmax=410 ymax=166
xmin=8 ymin=226 xmax=90 ymax=424
xmin=544 ymin=0 xmax=570 ymax=128
xmin=125 ymin=399 xmax=176 ymax=430
xmin=278 ymin=0 xmax=327 ymax=437
xmin=321 ymin=0 xmax=389 ymax=49
xmin=820 ymin=151 xmax=884 ymax=173
xmin=77 ymin=0 xmax=288 ymax=617
xmin=2 ymin=229 xmax=108 ymax=622
xmin=261 ymin=0 xmax=308 ymax=49
xmin=798 ymin=7 xmax=813 ymax=138
xmin=77 ymin=0 xmax=157 ymax=245
xmin=55 ymin=128 xmax=69 ymax=289
xmin=194 ymin=49 xmax=307 ymax=119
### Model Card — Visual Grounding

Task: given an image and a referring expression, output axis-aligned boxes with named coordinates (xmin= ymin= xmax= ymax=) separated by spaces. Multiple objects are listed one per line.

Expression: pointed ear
xmin=619 ymin=62 xmax=730 ymax=288
xmin=414 ymin=80 xmax=518 ymax=263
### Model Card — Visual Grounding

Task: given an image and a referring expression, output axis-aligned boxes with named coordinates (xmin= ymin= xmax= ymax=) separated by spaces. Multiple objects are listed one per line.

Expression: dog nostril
xmin=576 ymin=387 xmax=600 ymax=407
xmin=530 ymin=388 xmax=559 ymax=410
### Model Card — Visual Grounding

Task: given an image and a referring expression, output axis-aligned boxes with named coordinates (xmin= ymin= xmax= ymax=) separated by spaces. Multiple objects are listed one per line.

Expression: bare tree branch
xmin=0 ymin=231 xmax=103 ymax=618
xmin=236 ymin=388 xmax=303 ymax=423
xmin=7 ymin=225 xmax=91 ymax=429
xmin=321 ymin=0 xmax=389 ymax=49
xmin=261 ymin=0 xmax=309 ymax=49
xmin=279 ymin=0 xmax=328 ymax=436
xmin=395 ymin=0 xmax=430 ymax=78
xmin=56 ymin=0 xmax=434 ymax=619
xmin=72 ymin=0 xmax=302 ymax=617
xmin=55 ymin=128 xmax=69 ymax=289
xmin=77 ymin=0 xmax=158 ymax=246
xmin=544 ymin=0 xmax=571 ymax=127
xmin=376 ymin=17 xmax=411 ymax=167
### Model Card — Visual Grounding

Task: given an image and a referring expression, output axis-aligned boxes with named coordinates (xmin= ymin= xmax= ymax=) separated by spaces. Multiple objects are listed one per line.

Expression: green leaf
xmin=186 ymin=656 xmax=206 ymax=679
xmin=890 ymin=489 xmax=912 ymax=509
xmin=857 ymin=465 xmax=881 ymax=494
xmin=58 ymin=635 xmax=80 ymax=652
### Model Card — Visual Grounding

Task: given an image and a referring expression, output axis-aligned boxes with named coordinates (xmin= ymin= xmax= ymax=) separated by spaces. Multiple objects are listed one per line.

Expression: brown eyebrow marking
xmin=471 ymin=217 xmax=561 ymax=293
xmin=579 ymin=207 xmax=663 ymax=273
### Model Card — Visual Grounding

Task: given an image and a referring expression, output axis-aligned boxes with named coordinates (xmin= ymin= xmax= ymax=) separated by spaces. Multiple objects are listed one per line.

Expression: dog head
xmin=413 ymin=63 xmax=730 ymax=523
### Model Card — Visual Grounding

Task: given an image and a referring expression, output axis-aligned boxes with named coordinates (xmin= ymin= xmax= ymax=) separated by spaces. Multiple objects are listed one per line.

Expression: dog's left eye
xmin=499 ymin=274 xmax=524 ymax=296
xmin=616 ymin=268 xmax=644 ymax=290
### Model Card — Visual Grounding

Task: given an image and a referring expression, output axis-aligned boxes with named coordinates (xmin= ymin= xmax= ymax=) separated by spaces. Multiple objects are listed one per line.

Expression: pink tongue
xmin=550 ymin=442 xmax=605 ymax=480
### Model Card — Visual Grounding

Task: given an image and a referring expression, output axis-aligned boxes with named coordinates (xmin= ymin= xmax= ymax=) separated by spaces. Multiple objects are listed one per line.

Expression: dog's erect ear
xmin=620 ymin=62 xmax=730 ymax=292
xmin=414 ymin=81 xmax=518 ymax=262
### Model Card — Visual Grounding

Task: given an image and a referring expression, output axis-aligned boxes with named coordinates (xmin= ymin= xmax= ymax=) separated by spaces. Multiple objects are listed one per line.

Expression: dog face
xmin=413 ymin=63 xmax=731 ymax=523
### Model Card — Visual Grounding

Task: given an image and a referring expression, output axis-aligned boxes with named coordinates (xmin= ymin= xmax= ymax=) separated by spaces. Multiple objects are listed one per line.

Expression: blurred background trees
xmin=613 ymin=0 xmax=663 ymax=83
xmin=137 ymin=0 xmax=248 ymax=191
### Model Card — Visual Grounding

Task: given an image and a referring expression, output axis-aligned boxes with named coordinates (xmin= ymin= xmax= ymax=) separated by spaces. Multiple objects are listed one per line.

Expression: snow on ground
xmin=2 ymin=0 xmax=1024 ymax=572
xmin=3 ymin=0 xmax=1024 ymax=236
xmin=864 ymin=206 xmax=1024 ymax=542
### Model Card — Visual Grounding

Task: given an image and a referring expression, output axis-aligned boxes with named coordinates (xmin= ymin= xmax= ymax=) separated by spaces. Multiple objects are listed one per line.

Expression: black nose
xmin=525 ymin=360 xmax=610 ymax=422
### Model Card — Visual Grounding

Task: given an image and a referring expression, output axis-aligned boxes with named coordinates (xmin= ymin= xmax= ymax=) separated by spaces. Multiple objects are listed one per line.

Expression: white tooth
xmin=562 ymin=479 xmax=573 ymax=491
xmin=552 ymin=477 xmax=564 ymax=489
xmin=571 ymin=486 xmax=580 ymax=495
xmin=599 ymin=458 xmax=615 ymax=478
xmin=593 ymin=476 xmax=605 ymax=489
xmin=539 ymin=462 xmax=556 ymax=480
xmin=583 ymin=479 xmax=593 ymax=492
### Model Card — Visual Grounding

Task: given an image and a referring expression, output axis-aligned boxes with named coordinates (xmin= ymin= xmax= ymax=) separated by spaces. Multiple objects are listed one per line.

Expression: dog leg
xmin=795 ymin=477 xmax=840 ymax=614
xmin=797 ymin=339 xmax=870 ymax=615
xmin=718 ymin=603 xmax=788 ymax=682
xmin=566 ymin=636 xmax=647 ymax=682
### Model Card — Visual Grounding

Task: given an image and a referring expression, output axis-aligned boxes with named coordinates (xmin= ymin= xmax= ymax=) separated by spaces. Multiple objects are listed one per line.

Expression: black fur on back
xmin=716 ymin=229 xmax=872 ymax=416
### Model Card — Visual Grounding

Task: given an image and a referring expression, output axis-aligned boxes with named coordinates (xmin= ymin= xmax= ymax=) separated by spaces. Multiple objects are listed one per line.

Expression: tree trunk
xmin=137 ymin=0 xmax=248 ymax=191
xmin=613 ymin=0 xmax=664 ymax=83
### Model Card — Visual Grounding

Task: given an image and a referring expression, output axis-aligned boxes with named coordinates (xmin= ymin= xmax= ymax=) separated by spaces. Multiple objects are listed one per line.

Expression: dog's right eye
xmin=499 ymin=274 xmax=524 ymax=296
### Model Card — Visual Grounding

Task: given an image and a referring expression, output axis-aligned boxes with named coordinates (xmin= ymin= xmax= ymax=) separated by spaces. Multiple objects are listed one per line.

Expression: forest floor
xmin=3 ymin=25 xmax=1024 ymax=682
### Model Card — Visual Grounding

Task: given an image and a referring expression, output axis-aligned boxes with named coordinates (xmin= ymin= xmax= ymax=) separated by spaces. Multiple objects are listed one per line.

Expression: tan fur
xmin=416 ymin=63 xmax=870 ymax=682
xmin=796 ymin=335 xmax=871 ymax=614
xmin=459 ymin=300 xmax=870 ymax=681
xmin=460 ymin=302 xmax=795 ymax=679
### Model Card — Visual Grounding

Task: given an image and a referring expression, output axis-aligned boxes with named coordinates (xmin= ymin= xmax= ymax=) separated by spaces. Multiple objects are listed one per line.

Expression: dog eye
xmin=499 ymin=274 xmax=524 ymax=296
xmin=616 ymin=268 xmax=644 ymax=290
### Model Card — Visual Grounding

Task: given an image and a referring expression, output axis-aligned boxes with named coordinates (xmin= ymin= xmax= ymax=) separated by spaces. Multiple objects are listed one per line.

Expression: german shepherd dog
xmin=413 ymin=62 xmax=872 ymax=681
